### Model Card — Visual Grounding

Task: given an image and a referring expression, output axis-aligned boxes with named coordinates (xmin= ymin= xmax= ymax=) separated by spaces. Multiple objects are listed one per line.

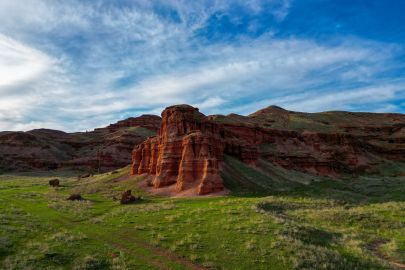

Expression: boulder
xmin=66 ymin=194 xmax=81 ymax=201
xmin=49 ymin=179 xmax=59 ymax=186
xmin=120 ymin=190 xmax=141 ymax=204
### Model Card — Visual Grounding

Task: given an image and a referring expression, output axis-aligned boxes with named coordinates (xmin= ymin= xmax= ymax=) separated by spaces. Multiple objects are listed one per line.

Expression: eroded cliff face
xmin=2 ymin=104 xmax=404 ymax=184
xmin=211 ymin=106 xmax=405 ymax=177
xmin=130 ymin=105 xmax=259 ymax=194
xmin=0 ymin=124 xmax=158 ymax=172
xmin=100 ymin=115 xmax=162 ymax=133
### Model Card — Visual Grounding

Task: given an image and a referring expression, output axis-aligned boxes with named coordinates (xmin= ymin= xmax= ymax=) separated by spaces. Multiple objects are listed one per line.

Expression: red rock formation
xmin=131 ymin=105 xmax=260 ymax=194
xmin=0 ymin=126 xmax=152 ymax=172
xmin=2 ymin=104 xmax=404 ymax=182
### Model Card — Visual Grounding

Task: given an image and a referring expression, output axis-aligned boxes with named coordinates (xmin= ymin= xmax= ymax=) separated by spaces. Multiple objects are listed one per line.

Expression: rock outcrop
xmin=49 ymin=179 xmax=59 ymax=186
xmin=210 ymin=106 xmax=405 ymax=176
xmin=120 ymin=190 xmax=140 ymax=204
xmin=0 ymin=115 xmax=160 ymax=172
xmin=102 ymin=114 xmax=162 ymax=133
xmin=131 ymin=105 xmax=260 ymax=194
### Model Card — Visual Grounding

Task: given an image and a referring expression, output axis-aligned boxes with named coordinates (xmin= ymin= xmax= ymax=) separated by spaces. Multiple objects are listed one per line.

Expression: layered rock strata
xmin=0 ymin=119 xmax=158 ymax=172
xmin=130 ymin=105 xmax=259 ymax=194
xmin=102 ymin=115 xmax=162 ymax=133
xmin=210 ymin=107 xmax=405 ymax=176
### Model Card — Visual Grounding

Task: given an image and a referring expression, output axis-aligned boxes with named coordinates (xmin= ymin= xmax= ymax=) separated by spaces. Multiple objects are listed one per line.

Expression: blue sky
xmin=0 ymin=0 xmax=404 ymax=132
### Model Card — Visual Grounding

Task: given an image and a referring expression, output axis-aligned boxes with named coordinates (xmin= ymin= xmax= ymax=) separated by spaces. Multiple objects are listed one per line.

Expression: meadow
xmin=0 ymin=159 xmax=404 ymax=270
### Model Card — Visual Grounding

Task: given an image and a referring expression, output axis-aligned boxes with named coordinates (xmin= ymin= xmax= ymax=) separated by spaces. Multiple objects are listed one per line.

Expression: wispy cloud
xmin=0 ymin=34 xmax=56 ymax=87
xmin=0 ymin=0 xmax=403 ymax=132
xmin=231 ymin=83 xmax=405 ymax=115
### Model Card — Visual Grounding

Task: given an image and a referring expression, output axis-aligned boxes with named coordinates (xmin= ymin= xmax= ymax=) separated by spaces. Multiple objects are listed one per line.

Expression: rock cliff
xmin=99 ymin=114 xmax=162 ymax=133
xmin=130 ymin=105 xmax=259 ymax=194
xmin=2 ymin=104 xmax=404 ymax=188
xmin=0 ymin=117 xmax=160 ymax=172
xmin=211 ymin=106 xmax=405 ymax=176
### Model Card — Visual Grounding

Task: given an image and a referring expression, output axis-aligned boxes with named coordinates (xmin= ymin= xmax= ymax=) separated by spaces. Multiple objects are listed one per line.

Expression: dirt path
xmin=85 ymin=230 xmax=207 ymax=270
xmin=108 ymin=242 xmax=172 ymax=270
xmin=41 ymin=201 xmax=207 ymax=269
xmin=113 ymin=231 xmax=208 ymax=270
xmin=85 ymin=232 xmax=172 ymax=269
xmin=370 ymin=242 xmax=405 ymax=269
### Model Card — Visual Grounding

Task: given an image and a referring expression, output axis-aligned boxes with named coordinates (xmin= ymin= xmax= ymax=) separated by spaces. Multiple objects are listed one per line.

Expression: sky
xmin=0 ymin=0 xmax=404 ymax=132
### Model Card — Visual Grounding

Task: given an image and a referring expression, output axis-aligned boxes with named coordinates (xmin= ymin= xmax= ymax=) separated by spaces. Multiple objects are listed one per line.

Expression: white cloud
xmin=230 ymin=83 xmax=405 ymax=115
xmin=0 ymin=121 xmax=65 ymax=132
xmin=0 ymin=34 xmax=56 ymax=87
xmin=374 ymin=104 xmax=401 ymax=113
xmin=0 ymin=0 xmax=403 ymax=132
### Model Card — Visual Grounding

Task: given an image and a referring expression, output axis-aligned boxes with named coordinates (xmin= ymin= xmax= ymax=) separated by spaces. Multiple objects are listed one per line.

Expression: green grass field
xmin=0 ymin=162 xmax=404 ymax=269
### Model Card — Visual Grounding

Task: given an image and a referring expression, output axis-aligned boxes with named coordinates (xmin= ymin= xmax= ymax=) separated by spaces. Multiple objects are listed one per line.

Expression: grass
xmin=123 ymin=126 xmax=158 ymax=137
xmin=259 ymin=143 xmax=277 ymax=153
xmin=288 ymin=113 xmax=340 ymax=133
xmin=0 ymin=161 xmax=404 ymax=269
xmin=223 ymin=154 xmax=281 ymax=192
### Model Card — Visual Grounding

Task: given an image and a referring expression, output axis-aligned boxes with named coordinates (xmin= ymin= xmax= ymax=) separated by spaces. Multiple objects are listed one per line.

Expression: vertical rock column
xmin=176 ymin=136 xmax=196 ymax=191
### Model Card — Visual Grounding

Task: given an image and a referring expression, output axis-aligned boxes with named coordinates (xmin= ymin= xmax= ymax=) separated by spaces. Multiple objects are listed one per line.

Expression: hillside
xmin=1 ymin=105 xmax=405 ymax=269
xmin=210 ymin=105 xmax=405 ymax=178
xmin=2 ymin=105 xmax=404 ymax=180
xmin=0 ymin=115 xmax=161 ymax=173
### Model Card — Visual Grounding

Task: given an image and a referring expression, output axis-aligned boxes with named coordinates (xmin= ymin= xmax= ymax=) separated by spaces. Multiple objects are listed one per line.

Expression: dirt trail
xmin=109 ymin=242 xmax=172 ymax=270
xmin=86 ymin=230 xmax=207 ymax=270
xmin=86 ymin=232 xmax=172 ymax=269
xmin=370 ymin=242 xmax=405 ymax=269
xmin=113 ymin=231 xmax=208 ymax=270
xmin=41 ymin=198 xmax=206 ymax=269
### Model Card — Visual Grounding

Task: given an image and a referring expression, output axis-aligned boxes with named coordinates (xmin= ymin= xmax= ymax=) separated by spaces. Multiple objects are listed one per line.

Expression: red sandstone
xmin=131 ymin=105 xmax=259 ymax=195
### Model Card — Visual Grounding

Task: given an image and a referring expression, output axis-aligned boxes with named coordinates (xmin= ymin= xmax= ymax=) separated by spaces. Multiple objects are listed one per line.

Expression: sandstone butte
xmin=130 ymin=105 xmax=259 ymax=195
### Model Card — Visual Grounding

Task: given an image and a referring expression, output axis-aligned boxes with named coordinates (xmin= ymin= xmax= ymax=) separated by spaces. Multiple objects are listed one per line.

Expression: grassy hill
xmin=210 ymin=105 xmax=404 ymax=134
xmin=0 ymin=163 xmax=404 ymax=269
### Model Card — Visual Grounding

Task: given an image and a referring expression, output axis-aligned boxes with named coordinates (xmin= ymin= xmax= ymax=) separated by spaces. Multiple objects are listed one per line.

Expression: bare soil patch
xmin=136 ymin=175 xmax=231 ymax=198
xmin=109 ymin=172 xmax=142 ymax=183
